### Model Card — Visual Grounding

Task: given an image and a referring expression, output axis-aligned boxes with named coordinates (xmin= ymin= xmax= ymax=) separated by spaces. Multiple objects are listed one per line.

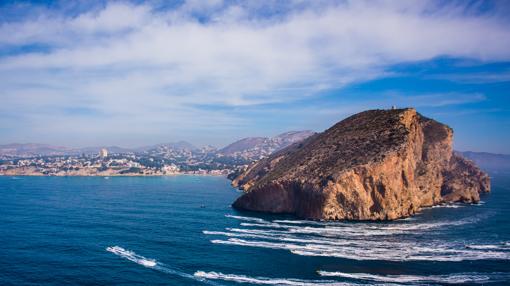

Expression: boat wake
xmin=195 ymin=271 xmax=372 ymax=285
xmin=202 ymin=214 xmax=510 ymax=262
xmin=106 ymin=246 xmax=157 ymax=267
xmin=106 ymin=246 xmax=221 ymax=285
xmin=318 ymin=271 xmax=510 ymax=284
xmin=106 ymin=246 xmax=370 ymax=285
xmin=106 ymin=245 xmax=509 ymax=285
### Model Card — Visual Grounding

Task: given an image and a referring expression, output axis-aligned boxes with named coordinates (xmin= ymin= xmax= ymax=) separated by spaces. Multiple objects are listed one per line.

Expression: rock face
xmin=231 ymin=108 xmax=490 ymax=220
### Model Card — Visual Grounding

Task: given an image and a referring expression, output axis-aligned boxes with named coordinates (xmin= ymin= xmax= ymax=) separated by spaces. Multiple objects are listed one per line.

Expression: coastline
xmin=0 ymin=173 xmax=228 ymax=177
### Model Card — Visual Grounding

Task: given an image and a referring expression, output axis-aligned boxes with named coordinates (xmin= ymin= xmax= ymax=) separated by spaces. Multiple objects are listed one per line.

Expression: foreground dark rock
xmin=231 ymin=108 xmax=490 ymax=220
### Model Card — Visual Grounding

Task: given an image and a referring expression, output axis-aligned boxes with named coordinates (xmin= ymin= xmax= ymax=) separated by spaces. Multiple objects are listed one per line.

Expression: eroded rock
xmin=231 ymin=108 xmax=490 ymax=220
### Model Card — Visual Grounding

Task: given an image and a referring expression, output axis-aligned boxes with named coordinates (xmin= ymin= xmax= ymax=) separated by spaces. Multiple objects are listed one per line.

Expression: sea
xmin=0 ymin=175 xmax=509 ymax=286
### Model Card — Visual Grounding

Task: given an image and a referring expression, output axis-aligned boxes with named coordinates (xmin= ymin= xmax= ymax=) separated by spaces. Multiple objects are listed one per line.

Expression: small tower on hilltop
xmin=99 ymin=148 xmax=108 ymax=158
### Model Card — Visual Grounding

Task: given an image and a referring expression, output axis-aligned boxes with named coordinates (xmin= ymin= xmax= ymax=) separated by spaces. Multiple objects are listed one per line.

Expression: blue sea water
xmin=0 ymin=175 xmax=509 ymax=286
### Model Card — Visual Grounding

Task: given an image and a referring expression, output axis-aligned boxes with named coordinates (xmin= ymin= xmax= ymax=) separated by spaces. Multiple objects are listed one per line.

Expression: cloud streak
xmin=0 ymin=0 xmax=509 ymax=146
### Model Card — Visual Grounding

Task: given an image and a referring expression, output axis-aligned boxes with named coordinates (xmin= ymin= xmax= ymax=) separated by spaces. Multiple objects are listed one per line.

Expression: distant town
xmin=0 ymin=131 xmax=315 ymax=176
xmin=3 ymin=129 xmax=506 ymax=177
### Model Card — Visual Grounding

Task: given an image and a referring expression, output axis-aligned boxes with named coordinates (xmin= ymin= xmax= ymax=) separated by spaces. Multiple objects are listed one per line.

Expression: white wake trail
xmin=194 ymin=271 xmax=374 ymax=286
xmin=318 ymin=271 xmax=510 ymax=284
xmin=106 ymin=246 xmax=157 ymax=267
xmin=106 ymin=246 xmax=222 ymax=285
xmin=225 ymin=214 xmax=267 ymax=223
xmin=213 ymin=213 xmax=504 ymax=262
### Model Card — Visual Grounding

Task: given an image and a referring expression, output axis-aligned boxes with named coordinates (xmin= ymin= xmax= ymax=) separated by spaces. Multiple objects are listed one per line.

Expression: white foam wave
xmin=213 ymin=212 xmax=500 ymax=262
xmin=429 ymin=203 xmax=464 ymax=209
xmin=106 ymin=246 xmax=222 ymax=285
xmin=106 ymin=246 xmax=157 ymax=267
xmin=205 ymin=230 xmax=366 ymax=247
xmin=237 ymin=215 xmax=484 ymax=237
xmin=465 ymin=243 xmax=510 ymax=250
xmin=317 ymin=271 xmax=509 ymax=284
xmin=194 ymin=271 xmax=364 ymax=285
xmin=225 ymin=214 xmax=267 ymax=223
xmin=211 ymin=237 xmax=510 ymax=261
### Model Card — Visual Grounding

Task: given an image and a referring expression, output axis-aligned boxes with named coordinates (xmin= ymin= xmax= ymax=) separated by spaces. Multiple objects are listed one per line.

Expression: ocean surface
xmin=0 ymin=175 xmax=509 ymax=286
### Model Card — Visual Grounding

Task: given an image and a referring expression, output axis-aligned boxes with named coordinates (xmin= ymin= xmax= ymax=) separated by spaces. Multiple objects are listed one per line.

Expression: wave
xmin=225 ymin=214 xmax=267 ymax=223
xmin=210 ymin=237 xmax=510 ymax=261
xmin=237 ymin=217 xmax=481 ymax=237
xmin=465 ymin=243 xmax=510 ymax=250
xmin=317 ymin=271 xmax=510 ymax=284
xmin=427 ymin=203 xmax=464 ymax=209
xmin=210 ymin=212 xmax=504 ymax=262
xmin=205 ymin=230 xmax=367 ymax=247
xmin=106 ymin=246 xmax=157 ymax=267
xmin=106 ymin=246 xmax=222 ymax=285
xmin=228 ymin=213 xmax=484 ymax=234
xmin=194 ymin=271 xmax=364 ymax=285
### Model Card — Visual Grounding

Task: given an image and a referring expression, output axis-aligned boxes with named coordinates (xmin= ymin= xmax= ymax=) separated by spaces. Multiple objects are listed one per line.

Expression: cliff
xmin=231 ymin=108 xmax=490 ymax=220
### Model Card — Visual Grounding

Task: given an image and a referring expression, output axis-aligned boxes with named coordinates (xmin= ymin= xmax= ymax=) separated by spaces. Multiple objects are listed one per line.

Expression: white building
xmin=162 ymin=164 xmax=180 ymax=174
xmin=99 ymin=148 xmax=108 ymax=158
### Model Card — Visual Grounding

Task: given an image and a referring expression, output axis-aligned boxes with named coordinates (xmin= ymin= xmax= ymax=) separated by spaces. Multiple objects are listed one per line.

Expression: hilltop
xmin=219 ymin=131 xmax=315 ymax=160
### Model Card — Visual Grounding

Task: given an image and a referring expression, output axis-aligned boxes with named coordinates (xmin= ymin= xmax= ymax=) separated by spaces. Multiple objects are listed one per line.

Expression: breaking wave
xmin=106 ymin=246 xmax=221 ymax=285
xmin=225 ymin=214 xmax=267 ymax=223
xmin=106 ymin=246 xmax=157 ymax=267
xmin=209 ymin=213 xmax=510 ymax=261
xmin=317 ymin=271 xmax=510 ymax=284
xmin=194 ymin=271 xmax=363 ymax=285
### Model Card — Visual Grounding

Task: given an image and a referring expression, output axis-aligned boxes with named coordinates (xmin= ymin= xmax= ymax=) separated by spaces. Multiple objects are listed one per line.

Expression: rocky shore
xmin=231 ymin=108 xmax=490 ymax=220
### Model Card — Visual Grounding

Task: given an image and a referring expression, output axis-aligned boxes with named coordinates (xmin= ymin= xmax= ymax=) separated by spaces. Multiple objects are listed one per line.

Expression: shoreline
xmin=0 ymin=173 xmax=228 ymax=178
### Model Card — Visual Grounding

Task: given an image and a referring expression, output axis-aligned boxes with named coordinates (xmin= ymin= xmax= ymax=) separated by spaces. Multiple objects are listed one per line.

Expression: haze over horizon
xmin=1 ymin=0 xmax=510 ymax=153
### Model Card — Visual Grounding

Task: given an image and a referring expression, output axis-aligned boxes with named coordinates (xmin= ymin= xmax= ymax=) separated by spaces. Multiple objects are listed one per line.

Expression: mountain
xmin=459 ymin=151 xmax=510 ymax=174
xmin=0 ymin=143 xmax=72 ymax=157
xmin=220 ymin=131 xmax=315 ymax=159
xmin=76 ymin=146 xmax=135 ymax=155
xmin=220 ymin=137 xmax=267 ymax=155
xmin=136 ymin=141 xmax=198 ymax=152
xmin=231 ymin=108 xmax=490 ymax=221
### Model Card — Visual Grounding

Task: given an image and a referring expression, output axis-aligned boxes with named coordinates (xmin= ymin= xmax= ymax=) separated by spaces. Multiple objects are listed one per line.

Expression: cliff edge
xmin=231 ymin=108 xmax=490 ymax=220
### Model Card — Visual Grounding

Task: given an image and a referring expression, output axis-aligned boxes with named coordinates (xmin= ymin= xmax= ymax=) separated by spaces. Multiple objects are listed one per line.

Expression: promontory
xmin=231 ymin=108 xmax=490 ymax=220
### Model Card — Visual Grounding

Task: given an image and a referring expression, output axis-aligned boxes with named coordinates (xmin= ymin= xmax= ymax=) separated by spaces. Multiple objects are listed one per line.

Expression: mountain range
xmin=459 ymin=151 xmax=510 ymax=173
xmin=0 ymin=131 xmax=315 ymax=159
xmin=2 ymin=134 xmax=509 ymax=174
xmin=219 ymin=131 xmax=316 ymax=159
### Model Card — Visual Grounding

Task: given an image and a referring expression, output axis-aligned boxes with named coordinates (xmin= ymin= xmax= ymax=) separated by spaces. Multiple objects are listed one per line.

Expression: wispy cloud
xmin=427 ymin=71 xmax=510 ymax=84
xmin=0 ymin=0 xmax=509 ymax=146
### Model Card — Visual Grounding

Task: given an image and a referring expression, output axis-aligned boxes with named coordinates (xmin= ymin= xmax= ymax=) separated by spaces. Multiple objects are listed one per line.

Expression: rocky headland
xmin=231 ymin=108 xmax=490 ymax=220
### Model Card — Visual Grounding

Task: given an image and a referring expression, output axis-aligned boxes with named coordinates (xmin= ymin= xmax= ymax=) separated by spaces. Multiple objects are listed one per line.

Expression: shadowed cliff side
xmin=231 ymin=108 xmax=490 ymax=220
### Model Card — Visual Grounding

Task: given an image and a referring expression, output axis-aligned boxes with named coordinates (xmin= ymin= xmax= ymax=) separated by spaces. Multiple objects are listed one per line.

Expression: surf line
xmin=106 ymin=246 xmax=223 ymax=286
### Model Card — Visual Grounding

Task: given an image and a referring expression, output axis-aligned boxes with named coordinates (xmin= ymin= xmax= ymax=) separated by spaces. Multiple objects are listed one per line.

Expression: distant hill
xmin=0 ymin=143 xmax=72 ymax=157
xmin=76 ymin=146 xmax=135 ymax=155
xmin=220 ymin=131 xmax=315 ymax=159
xmin=220 ymin=137 xmax=267 ymax=155
xmin=459 ymin=151 xmax=510 ymax=173
xmin=136 ymin=141 xmax=197 ymax=152
xmin=0 ymin=143 xmax=137 ymax=157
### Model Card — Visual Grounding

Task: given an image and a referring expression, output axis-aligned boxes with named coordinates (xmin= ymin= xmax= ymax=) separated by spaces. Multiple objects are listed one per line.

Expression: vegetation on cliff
xmin=232 ymin=108 xmax=490 ymax=220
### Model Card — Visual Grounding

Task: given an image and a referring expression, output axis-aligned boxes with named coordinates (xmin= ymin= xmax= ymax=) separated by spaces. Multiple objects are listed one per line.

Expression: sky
xmin=0 ymin=0 xmax=509 ymax=152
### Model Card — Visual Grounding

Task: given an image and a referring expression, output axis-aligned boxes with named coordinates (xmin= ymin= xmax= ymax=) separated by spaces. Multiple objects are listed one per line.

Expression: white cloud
xmin=0 ymin=0 xmax=509 ymax=146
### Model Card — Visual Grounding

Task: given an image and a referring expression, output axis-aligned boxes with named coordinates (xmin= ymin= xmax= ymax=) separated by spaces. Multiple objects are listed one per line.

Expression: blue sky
xmin=0 ymin=0 xmax=509 ymax=152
